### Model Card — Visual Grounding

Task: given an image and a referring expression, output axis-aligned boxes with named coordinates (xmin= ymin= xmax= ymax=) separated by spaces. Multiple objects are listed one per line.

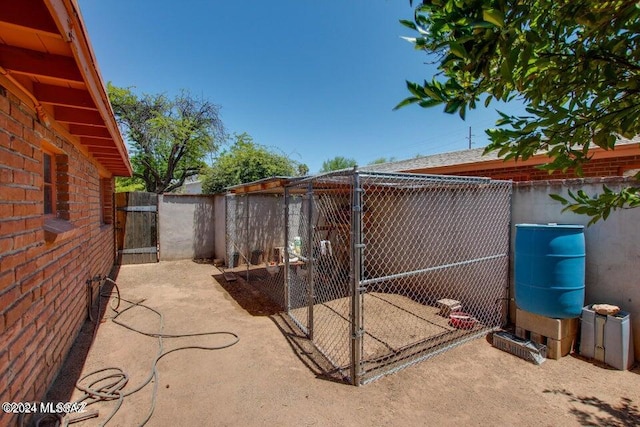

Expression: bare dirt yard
xmin=44 ymin=260 xmax=639 ymax=427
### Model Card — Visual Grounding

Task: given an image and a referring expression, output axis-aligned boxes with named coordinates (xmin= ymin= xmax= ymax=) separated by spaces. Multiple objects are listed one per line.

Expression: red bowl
xmin=449 ymin=311 xmax=477 ymax=329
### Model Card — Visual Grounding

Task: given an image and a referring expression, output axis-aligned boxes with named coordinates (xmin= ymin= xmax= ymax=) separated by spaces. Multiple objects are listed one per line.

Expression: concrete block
xmin=437 ymin=298 xmax=462 ymax=317
xmin=530 ymin=332 xmax=544 ymax=345
xmin=516 ymin=308 xmax=579 ymax=340
xmin=546 ymin=335 xmax=576 ymax=360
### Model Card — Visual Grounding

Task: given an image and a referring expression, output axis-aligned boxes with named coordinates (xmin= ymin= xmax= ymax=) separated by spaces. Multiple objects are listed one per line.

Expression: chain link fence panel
xmin=225 ymin=193 xmax=287 ymax=309
xmin=225 ymin=171 xmax=511 ymax=385
xmin=284 ymin=171 xmax=511 ymax=384
xmin=357 ymin=173 xmax=511 ymax=383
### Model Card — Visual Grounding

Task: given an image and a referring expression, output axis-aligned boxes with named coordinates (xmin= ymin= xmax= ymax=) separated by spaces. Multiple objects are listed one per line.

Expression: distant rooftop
xmin=361 ymin=147 xmax=494 ymax=173
xmin=361 ymin=136 xmax=640 ymax=174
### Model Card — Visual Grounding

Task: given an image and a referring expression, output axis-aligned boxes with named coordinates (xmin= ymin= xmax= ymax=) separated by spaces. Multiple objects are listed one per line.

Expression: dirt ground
xmin=43 ymin=260 xmax=640 ymax=427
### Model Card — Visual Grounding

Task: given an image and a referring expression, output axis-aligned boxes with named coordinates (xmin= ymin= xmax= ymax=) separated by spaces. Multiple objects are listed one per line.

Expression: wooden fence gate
xmin=115 ymin=192 xmax=158 ymax=264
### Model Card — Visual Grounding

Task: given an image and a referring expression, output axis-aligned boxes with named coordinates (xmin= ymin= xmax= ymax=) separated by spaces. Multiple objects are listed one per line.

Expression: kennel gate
xmin=284 ymin=170 xmax=512 ymax=385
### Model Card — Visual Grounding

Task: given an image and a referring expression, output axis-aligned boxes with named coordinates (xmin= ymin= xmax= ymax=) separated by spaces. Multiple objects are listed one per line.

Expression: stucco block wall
xmin=512 ymin=177 xmax=640 ymax=360
xmin=158 ymin=194 xmax=215 ymax=260
xmin=0 ymin=87 xmax=115 ymax=425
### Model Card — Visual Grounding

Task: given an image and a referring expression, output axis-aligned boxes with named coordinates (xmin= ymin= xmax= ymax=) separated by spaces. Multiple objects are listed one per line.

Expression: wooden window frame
xmin=43 ymin=150 xmax=57 ymax=217
xmin=100 ymin=178 xmax=105 ymax=224
xmin=42 ymin=143 xmax=76 ymax=244
xmin=99 ymin=177 xmax=114 ymax=225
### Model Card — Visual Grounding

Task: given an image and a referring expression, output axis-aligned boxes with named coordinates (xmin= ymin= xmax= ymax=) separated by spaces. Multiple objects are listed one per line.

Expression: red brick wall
xmin=0 ymin=86 xmax=116 ymax=425
xmin=441 ymin=156 xmax=640 ymax=181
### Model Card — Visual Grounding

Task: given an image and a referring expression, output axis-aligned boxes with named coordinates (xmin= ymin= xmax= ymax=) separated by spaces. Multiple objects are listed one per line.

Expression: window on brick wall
xmin=43 ymin=151 xmax=56 ymax=215
xmin=100 ymin=177 xmax=113 ymax=225
xmin=42 ymin=147 xmax=68 ymax=218
xmin=42 ymin=144 xmax=74 ymax=243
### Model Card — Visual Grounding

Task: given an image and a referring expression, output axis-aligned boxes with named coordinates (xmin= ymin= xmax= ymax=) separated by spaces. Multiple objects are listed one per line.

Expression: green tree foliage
xmin=368 ymin=157 xmax=397 ymax=165
xmin=108 ymin=84 xmax=225 ymax=193
xmin=397 ymin=0 xmax=640 ymax=222
xmin=297 ymin=163 xmax=310 ymax=176
xmin=320 ymin=156 xmax=358 ymax=172
xmin=201 ymin=133 xmax=302 ymax=194
xmin=114 ymin=177 xmax=145 ymax=193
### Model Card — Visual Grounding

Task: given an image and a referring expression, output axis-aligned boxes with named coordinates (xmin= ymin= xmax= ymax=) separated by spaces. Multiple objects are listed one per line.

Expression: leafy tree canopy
xmin=398 ymin=0 xmax=640 ymax=222
xmin=108 ymin=84 xmax=225 ymax=193
xmin=320 ymin=156 xmax=358 ymax=173
xmin=297 ymin=163 xmax=310 ymax=176
xmin=368 ymin=157 xmax=397 ymax=165
xmin=201 ymin=133 xmax=305 ymax=194
xmin=114 ymin=176 xmax=145 ymax=193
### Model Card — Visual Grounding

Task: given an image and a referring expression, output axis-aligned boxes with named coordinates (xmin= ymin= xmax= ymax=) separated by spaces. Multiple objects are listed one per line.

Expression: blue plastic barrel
xmin=515 ymin=224 xmax=585 ymax=318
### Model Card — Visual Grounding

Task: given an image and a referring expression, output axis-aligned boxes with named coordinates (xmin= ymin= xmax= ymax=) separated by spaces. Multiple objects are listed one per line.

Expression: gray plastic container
xmin=580 ymin=305 xmax=635 ymax=370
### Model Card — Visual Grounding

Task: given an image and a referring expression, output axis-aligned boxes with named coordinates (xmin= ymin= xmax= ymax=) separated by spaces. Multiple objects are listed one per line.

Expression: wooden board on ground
xmin=223 ymin=271 xmax=238 ymax=282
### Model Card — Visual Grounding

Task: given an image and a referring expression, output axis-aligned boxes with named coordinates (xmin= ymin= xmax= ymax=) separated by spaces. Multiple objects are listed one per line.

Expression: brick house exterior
xmin=362 ymin=138 xmax=640 ymax=180
xmin=0 ymin=2 xmax=131 ymax=425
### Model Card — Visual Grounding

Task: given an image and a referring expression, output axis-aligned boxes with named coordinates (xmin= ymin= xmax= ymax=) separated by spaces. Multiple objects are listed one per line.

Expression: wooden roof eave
xmin=229 ymin=178 xmax=292 ymax=195
xmin=44 ymin=0 xmax=132 ymax=177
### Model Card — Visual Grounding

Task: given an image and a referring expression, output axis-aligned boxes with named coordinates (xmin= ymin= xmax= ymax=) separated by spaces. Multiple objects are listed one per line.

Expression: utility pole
xmin=466 ymin=126 xmax=474 ymax=149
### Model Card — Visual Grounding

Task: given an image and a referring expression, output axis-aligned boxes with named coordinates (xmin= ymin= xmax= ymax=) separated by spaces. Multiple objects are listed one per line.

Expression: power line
xmin=370 ymin=119 xmax=495 ymax=160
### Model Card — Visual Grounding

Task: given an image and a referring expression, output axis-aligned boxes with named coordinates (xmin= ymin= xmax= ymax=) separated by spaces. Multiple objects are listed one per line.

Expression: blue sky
xmin=78 ymin=0 xmax=523 ymax=173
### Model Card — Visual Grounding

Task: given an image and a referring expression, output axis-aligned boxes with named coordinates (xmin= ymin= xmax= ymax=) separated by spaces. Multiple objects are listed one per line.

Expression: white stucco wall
xmin=512 ymin=177 xmax=639 ymax=359
xmin=158 ymin=194 xmax=216 ymax=261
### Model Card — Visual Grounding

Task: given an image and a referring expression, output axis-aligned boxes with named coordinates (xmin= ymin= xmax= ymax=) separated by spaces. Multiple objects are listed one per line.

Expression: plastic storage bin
xmin=580 ymin=304 xmax=635 ymax=370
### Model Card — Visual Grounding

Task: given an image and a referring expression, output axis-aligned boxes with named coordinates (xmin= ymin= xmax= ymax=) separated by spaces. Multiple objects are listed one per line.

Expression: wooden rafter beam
xmin=94 ymin=158 xmax=122 ymax=163
xmin=264 ymin=180 xmax=286 ymax=190
xmin=0 ymin=44 xmax=82 ymax=82
xmin=45 ymin=0 xmax=132 ymax=177
xmin=33 ymin=83 xmax=96 ymax=110
xmin=80 ymin=136 xmax=116 ymax=147
xmin=0 ymin=0 xmax=60 ymax=36
xmin=87 ymin=145 xmax=120 ymax=154
xmin=97 ymin=164 xmax=128 ymax=171
xmin=69 ymin=124 xmax=111 ymax=139
xmin=91 ymin=152 xmax=120 ymax=160
xmin=54 ymin=106 xmax=103 ymax=125
xmin=233 ymin=178 xmax=290 ymax=194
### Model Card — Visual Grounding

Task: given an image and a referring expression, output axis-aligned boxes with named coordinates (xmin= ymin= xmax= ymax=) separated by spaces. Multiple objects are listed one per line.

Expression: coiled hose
xmin=32 ymin=277 xmax=239 ymax=427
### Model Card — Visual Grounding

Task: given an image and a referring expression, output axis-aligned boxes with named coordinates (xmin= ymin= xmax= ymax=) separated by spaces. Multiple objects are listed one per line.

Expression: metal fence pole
xmin=504 ymin=184 xmax=514 ymax=324
xmin=225 ymin=194 xmax=235 ymax=268
xmin=245 ymin=195 xmax=250 ymax=282
xmin=306 ymin=182 xmax=315 ymax=340
xmin=350 ymin=171 xmax=364 ymax=385
xmin=284 ymin=187 xmax=290 ymax=312
xmin=225 ymin=194 xmax=230 ymax=267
